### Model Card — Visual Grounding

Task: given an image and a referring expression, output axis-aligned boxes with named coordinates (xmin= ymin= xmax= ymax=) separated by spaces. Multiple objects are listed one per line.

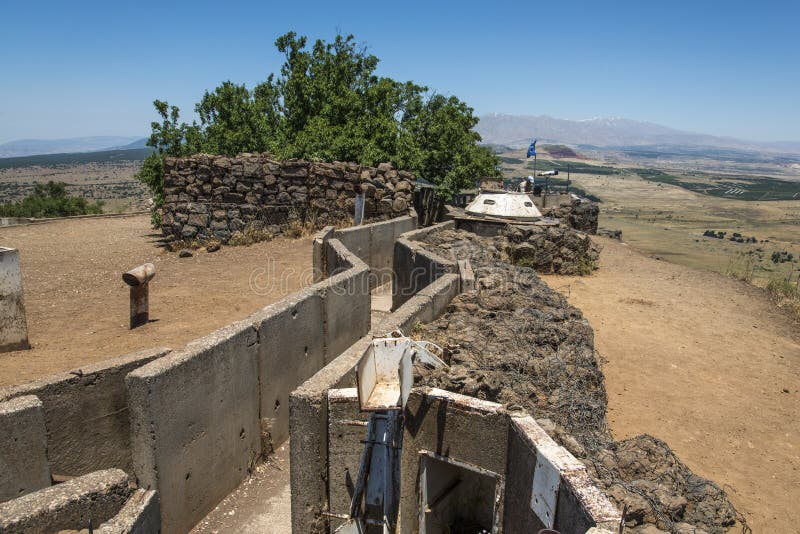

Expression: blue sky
xmin=1 ymin=0 xmax=798 ymax=143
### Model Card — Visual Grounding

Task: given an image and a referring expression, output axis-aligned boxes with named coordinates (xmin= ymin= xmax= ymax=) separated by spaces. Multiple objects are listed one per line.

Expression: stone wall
xmin=161 ymin=154 xmax=415 ymax=242
xmin=541 ymin=196 xmax=599 ymax=234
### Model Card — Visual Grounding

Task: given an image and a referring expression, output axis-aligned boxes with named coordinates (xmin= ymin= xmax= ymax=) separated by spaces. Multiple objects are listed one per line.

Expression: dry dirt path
xmin=541 ymin=237 xmax=800 ymax=533
xmin=0 ymin=215 xmax=312 ymax=387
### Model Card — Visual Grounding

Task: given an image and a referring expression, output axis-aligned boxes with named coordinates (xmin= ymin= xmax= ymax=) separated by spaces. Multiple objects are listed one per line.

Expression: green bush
xmin=0 ymin=181 xmax=104 ymax=218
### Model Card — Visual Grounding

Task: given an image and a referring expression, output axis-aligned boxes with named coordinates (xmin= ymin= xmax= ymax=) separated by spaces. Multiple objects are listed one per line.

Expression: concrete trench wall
xmin=124 ymin=235 xmax=371 ymax=533
xmin=320 ymin=387 xmax=621 ymax=534
xmin=0 ymin=395 xmax=50 ymax=502
xmin=316 ymin=215 xmax=418 ymax=289
xmin=0 ymin=347 xmax=171 ymax=479
xmin=0 ymin=468 xmax=132 ymax=534
xmin=0 ymin=468 xmax=159 ymax=534
xmin=0 ymin=216 xmax=420 ymax=532
xmin=391 ymin=220 xmax=459 ymax=309
xmin=289 ymin=267 xmax=464 ymax=534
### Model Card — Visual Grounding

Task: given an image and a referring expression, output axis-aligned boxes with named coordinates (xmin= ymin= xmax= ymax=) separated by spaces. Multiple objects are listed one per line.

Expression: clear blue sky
xmin=1 ymin=0 xmax=798 ymax=143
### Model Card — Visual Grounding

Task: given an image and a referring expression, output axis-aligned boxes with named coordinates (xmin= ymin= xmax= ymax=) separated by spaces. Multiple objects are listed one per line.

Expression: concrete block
xmin=290 ymin=336 xmax=372 ymax=534
xmin=96 ymin=489 xmax=160 ymax=534
xmin=0 ymin=247 xmax=30 ymax=352
xmin=400 ymin=387 xmax=509 ymax=534
xmin=0 ymin=347 xmax=170 ymax=477
xmin=319 ymin=266 xmax=371 ymax=362
xmin=126 ymin=321 xmax=261 ymax=534
xmin=313 ymin=225 xmax=335 ymax=282
xmin=252 ymin=288 xmax=325 ymax=451
xmin=376 ymin=293 xmax=433 ymax=334
xmin=458 ymin=258 xmax=475 ymax=291
xmin=336 ymin=226 xmax=371 ymax=274
xmin=0 ymin=468 xmax=130 ymax=534
xmin=327 ymin=388 xmax=370 ymax=531
xmin=391 ymin=235 xmax=457 ymax=310
xmin=504 ymin=415 xmax=621 ymax=534
xmin=417 ymin=273 xmax=460 ymax=320
xmin=0 ymin=395 xmax=50 ymax=502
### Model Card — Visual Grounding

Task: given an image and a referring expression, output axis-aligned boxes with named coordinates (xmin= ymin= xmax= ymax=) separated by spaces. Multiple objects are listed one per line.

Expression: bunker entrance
xmin=418 ymin=451 xmax=502 ymax=534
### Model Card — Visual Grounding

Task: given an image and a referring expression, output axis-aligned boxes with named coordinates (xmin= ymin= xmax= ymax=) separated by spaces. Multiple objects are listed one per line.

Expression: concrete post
xmin=0 ymin=247 xmax=30 ymax=352
xmin=122 ymin=263 xmax=155 ymax=329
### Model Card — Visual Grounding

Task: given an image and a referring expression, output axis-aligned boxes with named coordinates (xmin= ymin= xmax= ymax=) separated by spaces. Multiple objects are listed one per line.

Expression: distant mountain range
xmin=475 ymin=114 xmax=800 ymax=154
xmin=0 ymin=136 xmax=148 ymax=158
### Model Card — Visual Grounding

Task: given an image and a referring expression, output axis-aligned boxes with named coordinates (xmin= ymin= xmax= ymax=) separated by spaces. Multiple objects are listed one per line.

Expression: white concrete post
xmin=0 ymin=247 xmax=31 ymax=352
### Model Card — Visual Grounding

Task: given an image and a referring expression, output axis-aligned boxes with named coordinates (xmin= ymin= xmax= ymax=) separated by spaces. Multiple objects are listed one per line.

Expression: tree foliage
xmin=0 ymin=181 xmax=104 ymax=218
xmin=137 ymin=31 xmax=498 ymax=218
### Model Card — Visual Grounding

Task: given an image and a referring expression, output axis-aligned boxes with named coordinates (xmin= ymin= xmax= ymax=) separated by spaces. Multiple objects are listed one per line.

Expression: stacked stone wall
xmin=542 ymin=196 xmax=599 ymax=234
xmin=161 ymin=154 xmax=415 ymax=242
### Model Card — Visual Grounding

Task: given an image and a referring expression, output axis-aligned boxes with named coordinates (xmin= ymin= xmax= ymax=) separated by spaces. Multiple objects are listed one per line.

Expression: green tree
xmin=137 ymin=31 xmax=499 ymax=222
xmin=399 ymin=94 xmax=499 ymax=198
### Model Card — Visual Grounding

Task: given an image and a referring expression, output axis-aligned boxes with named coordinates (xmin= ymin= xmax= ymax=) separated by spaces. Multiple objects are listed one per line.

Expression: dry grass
xmin=766 ymin=271 xmax=800 ymax=320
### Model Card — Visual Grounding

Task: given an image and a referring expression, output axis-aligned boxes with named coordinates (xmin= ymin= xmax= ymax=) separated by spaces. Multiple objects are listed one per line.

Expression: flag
xmin=526 ymin=138 xmax=537 ymax=158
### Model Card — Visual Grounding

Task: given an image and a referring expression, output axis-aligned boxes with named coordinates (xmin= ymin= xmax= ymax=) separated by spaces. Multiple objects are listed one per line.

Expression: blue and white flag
xmin=526 ymin=138 xmax=537 ymax=158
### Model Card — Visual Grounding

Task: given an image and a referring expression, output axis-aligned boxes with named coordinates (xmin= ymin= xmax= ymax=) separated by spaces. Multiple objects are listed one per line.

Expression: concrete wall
xmin=0 ymin=468 xmax=130 ymax=534
xmin=0 ymin=247 xmax=30 ymax=352
xmin=504 ymin=416 xmax=621 ymax=534
xmin=312 ymin=215 xmax=417 ymax=289
xmin=326 ymin=388 xmax=370 ymax=532
xmin=392 ymin=221 xmax=458 ymax=309
xmin=329 ymin=215 xmax=417 ymax=289
xmin=126 ymin=321 xmax=261 ymax=534
xmin=400 ymin=388 xmax=509 ymax=534
xmin=0 ymin=395 xmax=50 ymax=502
xmin=289 ymin=264 xmax=464 ymax=534
xmin=96 ymin=489 xmax=161 ymax=534
xmin=122 ymin=235 xmax=369 ymax=533
xmin=0 ymin=347 xmax=170 ymax=478
xmin=398 ymin=390 xmax=621 ymax=534
xmin=252 ymin=238 xmax=370 ymax=452
xmin=253 ymin=287 xmax=326 ymax=452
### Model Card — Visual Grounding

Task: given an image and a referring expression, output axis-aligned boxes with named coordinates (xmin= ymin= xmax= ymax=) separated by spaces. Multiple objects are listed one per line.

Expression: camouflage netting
xmin=412 ymin=229 xmax=749 ymax=534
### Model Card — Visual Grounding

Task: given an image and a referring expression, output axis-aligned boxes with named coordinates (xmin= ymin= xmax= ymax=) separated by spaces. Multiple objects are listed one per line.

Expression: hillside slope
xmin=542 ymin=238 xmax=800 ymax=533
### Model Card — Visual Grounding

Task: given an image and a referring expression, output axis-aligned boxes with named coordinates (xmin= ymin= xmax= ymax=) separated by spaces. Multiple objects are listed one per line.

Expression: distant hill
xmin=475 ymin=114 xmax=800 ymax=154
xmin=0 ymin=147 xmax=154 ymax=169
xmin=108 ymin=137 xmax=149 ymax=150
xmin=0 ymin=136 xmax=144 ymax=158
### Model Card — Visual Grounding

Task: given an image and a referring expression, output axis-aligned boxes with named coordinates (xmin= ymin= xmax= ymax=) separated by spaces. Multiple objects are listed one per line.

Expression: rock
xmin=392 ymin=198 xmax=408 ymax=213
xmin=178 ymin=249 xmax=193 ymax=258
xmin=206 ymin=243 xmax=221 ymax=253
xmin=181 ymin=225 xmax=198 ymax=239
xmin=395 ymin=180 xmax=412 ymax=193
xmin=377 ymin=162 xmax=393 ymax=172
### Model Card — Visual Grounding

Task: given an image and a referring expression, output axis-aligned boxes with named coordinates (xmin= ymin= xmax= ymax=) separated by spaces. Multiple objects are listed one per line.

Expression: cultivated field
xmin=0 ymin=157 xmax=149 ymax=213
xmin=501 ymin=146 xmax=800 ymax=287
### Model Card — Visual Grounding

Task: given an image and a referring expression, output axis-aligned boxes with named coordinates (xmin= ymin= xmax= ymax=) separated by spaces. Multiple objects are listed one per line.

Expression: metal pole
xmin=567 ymin=163 xmax=571 ymax=194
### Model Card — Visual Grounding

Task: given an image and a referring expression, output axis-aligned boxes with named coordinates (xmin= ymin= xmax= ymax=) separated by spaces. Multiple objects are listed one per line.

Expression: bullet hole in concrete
xmin=304 ymin=346 xmax=309 ymax=357
xmin=292 ymin=309 xmax=298 ymax=319
xmin=275 ymin=399 xmax=281 ymax=411
xmin=239 ymin=428 xmax=245 ymax=439
xmin=185 ymin=472 xmax=191 ymax=480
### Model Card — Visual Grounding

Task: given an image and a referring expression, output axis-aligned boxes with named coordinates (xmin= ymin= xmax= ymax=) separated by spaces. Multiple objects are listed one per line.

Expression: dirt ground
xmin=541 ymin=237 xmax=800 ymax=533
xmin=0 ymin=215 xmax=312 ymax=387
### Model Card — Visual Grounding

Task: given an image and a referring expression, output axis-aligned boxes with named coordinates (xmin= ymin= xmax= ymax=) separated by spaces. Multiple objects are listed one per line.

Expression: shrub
xmin=0 ymin=181 xmax=104 ymax=218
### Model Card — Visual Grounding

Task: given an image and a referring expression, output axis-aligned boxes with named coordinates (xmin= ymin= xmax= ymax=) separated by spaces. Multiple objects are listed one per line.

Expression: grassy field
xmin=574 ymin=172 xmax=800 ymax=286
